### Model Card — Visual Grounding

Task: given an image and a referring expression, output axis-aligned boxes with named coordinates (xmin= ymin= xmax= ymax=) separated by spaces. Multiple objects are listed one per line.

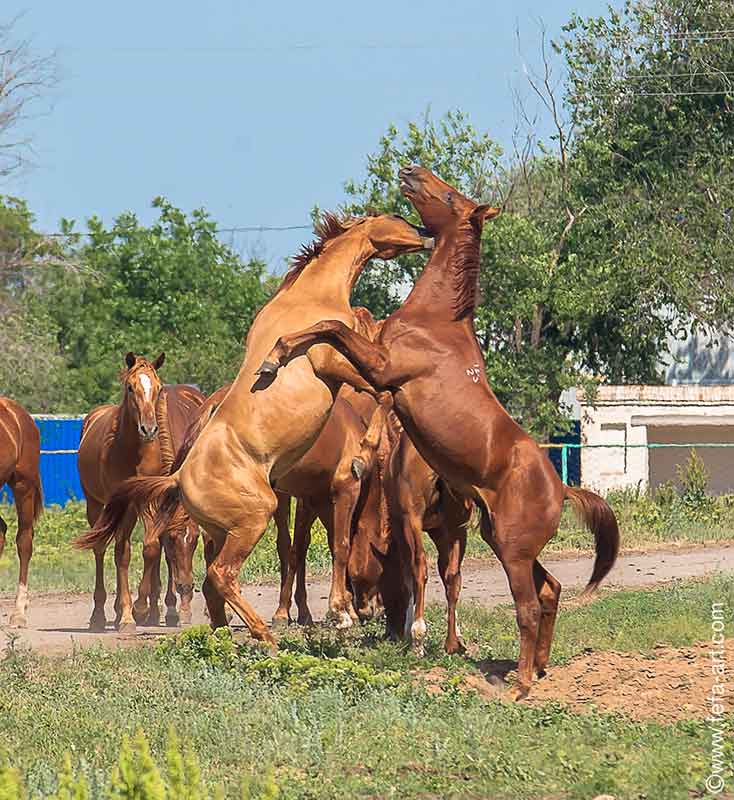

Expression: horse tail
xmin=564 ymin=486 xmax=620 ymax=595
xmin=73 ymin=473 xmax=180 ymax=551
xmin=31 ymin=474 xmax=44 ymax=524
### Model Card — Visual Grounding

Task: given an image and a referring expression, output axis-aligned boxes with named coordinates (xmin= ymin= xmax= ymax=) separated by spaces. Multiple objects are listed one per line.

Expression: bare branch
xmin=0 ymin=15 xmax=57 ymax=178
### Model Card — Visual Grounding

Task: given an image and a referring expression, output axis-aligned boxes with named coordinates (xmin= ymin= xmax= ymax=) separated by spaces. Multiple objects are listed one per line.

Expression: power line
xmin=597 ymin=88 xmax=733 ymax=97
xmin=622 ymin=70 xmax=734 ymax=80
xmin=660 ymin=29 xmax=734 ymax=39
xmin=39 ymin=223 xmax=313 ymax=239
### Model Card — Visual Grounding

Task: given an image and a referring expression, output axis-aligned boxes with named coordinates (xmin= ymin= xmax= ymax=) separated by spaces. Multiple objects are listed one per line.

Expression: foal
xmin=78 ymin=214 xmax=431 ymax=645
xmin=0 ymin=397 xmax=43 ymax=627
xmin=258 ymin=167 xmax=619 ymax=698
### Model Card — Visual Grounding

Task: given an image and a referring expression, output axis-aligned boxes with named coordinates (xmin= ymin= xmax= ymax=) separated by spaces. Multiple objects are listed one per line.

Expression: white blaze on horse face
xmin=139 ymin=373 xmax=153 ymax=400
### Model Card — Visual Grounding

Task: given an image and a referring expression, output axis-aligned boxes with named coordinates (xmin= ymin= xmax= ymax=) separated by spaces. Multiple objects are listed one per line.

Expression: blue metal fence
xmin=1 ymin=416 xmax=84 ymax=507
xmin=1 ymin=415 xmax=585 ymax=508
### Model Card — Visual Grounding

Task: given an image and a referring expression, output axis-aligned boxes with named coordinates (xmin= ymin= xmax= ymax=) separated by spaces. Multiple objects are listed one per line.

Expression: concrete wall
xmin=647 ymin=425 xmax=734 ymax=494
xmin=579 ymin=385 xmax=734 ymax=495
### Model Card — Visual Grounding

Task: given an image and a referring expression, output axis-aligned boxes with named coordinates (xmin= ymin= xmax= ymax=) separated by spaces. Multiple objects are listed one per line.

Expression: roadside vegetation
xmin=0 ymin=576 xmax=731 ymax=799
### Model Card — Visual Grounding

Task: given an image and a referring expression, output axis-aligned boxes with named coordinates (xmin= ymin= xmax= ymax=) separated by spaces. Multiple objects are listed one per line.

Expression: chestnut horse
xmin=77 ymin=214 xmax=432 ymax=645
xmin=0 ymin=397 xmax=43 ymax=627
xmin=76 ymin=353 xmax=204 ymax=633
xmin=257 ymin=166 xmax=620 ymax=698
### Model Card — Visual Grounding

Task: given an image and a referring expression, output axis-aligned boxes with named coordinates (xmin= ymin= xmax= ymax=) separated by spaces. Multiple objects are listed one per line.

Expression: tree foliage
xmin=2 ymin=200 xmax=272 ymax=411
xmin=342 ymin=0 xmax=734 ymax=437
xmin=41 ymin=199 xmax=271 ymax=407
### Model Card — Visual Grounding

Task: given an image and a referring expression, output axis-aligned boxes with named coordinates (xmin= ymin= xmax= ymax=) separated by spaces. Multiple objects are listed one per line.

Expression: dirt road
xmin=1 ymin=544 xmax=732 ymax=655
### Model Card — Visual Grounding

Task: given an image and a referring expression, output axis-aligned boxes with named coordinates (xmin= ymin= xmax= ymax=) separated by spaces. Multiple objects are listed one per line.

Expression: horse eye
xmin=445 ymin=192 xmax=453 ymax=203
xmin=127 ymin=385 xmax=133 ymax=393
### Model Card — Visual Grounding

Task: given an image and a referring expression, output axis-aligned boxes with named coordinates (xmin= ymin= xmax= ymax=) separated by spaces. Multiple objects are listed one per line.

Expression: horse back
xmin=160 ymin=384 xmax=206 ymax=454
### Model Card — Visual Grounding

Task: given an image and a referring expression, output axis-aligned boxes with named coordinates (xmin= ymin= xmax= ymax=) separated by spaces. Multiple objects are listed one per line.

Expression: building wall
xmin=579 ymin=385 xmax=734 ymax=495
xmin=647 ymin=425 xmax=734 ymax=494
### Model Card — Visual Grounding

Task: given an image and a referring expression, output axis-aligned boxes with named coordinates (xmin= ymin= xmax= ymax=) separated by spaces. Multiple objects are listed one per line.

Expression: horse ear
xmin=153 ymin=352 xmax=165 ymax=370
xmin=470 ymin=204 xmax=501 ymax=229
xmin=125 ymin=352 xmax=136 ymax=369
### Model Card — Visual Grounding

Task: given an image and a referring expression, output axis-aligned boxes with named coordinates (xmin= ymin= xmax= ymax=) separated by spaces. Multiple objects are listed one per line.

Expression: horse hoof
xmin=296 ymin=613 xmax=314 ymax=627
xmin=255 ymin=360 xmax=279 ymax=376
xmin=271 ymin=615 xmax=290 ymax=630
xmin=117 ymin=622 xmax=137 ymax=637
xmin=88 ymin=615 xmax=107 ymax=633
xmin=132 ymin=606 xmax=148 ymax=624
xmin=9 ymin=613 xmax=27 ymax=629
xmin=145 ymin=612 xmax=162 ymax=627
xmin=445 ymin=639 xmax=466 ymax=656
xmin=511 ymin=684 xmax=530 ymax=702
xmin=165 ymin=612 xmax=180 ymax=628
xmin=178 ymin=609 xmax=192 ymax=626
xmin=330 ymin=611 xmax=353 ymax=630
xmin=351 ymin=457 xmax=366 ymax=480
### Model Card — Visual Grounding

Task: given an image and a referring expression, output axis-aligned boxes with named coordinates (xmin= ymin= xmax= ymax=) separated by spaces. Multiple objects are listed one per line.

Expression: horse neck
xmin=401 ymin=225 xmax=478 ymax=322
xmin=293 ymin=233 xmax=374 ymax=305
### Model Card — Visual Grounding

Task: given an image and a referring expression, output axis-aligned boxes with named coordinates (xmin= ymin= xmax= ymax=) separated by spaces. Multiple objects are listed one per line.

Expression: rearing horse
xmin=257 ymin=167 xmax=619 ymax=698
xmin=77 ymin=213 xmax=432 ymax=645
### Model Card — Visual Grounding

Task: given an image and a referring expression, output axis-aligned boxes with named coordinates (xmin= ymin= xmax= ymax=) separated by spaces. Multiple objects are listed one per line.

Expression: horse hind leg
xmin=8 ymin=478 xmax=36 ymax=628
xmin=533 ymin=560 xmax=561 ymax=677
xmin=163 ymin=544 xmax=179 ymax=627
xmin=293 ymin=501 xmax=316 ymax=626
xmin=0 ymin=512 xmax=6 ymax=561
xmin=205 ymin=490 xmax=279 ymax=646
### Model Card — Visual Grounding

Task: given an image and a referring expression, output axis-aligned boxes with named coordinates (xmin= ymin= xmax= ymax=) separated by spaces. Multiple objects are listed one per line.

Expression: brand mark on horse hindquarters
xmin=466 ymin=364 xmax=481 ymax=383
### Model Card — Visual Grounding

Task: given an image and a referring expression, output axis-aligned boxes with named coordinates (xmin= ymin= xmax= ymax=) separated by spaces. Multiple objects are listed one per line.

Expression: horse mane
xmin=450 ymin=217 xmax=483 ymax=320
xmin=156 ymin=390 xmax=175 ymax=474
xmin=273 ymin=212 xmax=353 ymax=298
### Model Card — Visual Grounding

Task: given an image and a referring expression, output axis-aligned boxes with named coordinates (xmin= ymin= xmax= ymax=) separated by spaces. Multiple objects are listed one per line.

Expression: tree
xmin=41 ymin=199 xmax=271 ymax=407
xmin=558 ymin=0 xmax=734 ymax=367
xmin=0 ymin=16 xmax=56 ymax=179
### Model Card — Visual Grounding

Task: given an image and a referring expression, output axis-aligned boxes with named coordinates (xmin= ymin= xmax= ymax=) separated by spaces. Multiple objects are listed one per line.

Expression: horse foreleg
xmin=326 ymin=475 xmax=361 ymax=629
xmin=272 ymin=493 xmax=293 ymax=627
xmin=85 ymin=499 xmax=108 ymax=632
xmin=256 ymin=320 xmax=389 ymax=392
xmin=114 ymin=512 xmax=138 ymax=636
xmin=351 ymin=393 xmax=393 ymax=480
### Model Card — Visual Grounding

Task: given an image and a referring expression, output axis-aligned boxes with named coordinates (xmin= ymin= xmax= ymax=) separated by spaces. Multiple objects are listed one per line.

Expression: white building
xmin=579 ymin=384 xmax=734 ymax=495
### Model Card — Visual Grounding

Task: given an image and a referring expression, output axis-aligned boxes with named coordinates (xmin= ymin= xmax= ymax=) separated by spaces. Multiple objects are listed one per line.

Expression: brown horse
xmin=257 ymin=166 xmax=620 ymax=698
xmin=386 ymin=427 xmax=472 ymax=655
xmin=272 ymin=384 xmax=402 ymax=629
xmin=76 ymin=352 xmax=204 ymax=633
xmin=77 ymin=214 xmax=432 ymax=645
xmin=0 ymin=397 xmax=43 ymax=627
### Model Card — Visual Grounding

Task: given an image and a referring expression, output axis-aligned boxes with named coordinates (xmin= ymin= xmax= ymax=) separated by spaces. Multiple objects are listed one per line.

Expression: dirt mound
xmin=416 ymin=638 xmax=732 ymax=723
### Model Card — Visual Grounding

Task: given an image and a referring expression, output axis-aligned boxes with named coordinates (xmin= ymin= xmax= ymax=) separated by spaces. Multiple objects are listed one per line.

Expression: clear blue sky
xmin=5 ymin=0 xmax=610 ymax=271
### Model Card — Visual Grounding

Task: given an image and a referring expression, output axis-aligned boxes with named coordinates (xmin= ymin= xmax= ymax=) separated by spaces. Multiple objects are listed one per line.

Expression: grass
xmin=1 ymin=481 xmax=733 ymax=594
xmin=1 ymin=575 xmax=732 ymax=798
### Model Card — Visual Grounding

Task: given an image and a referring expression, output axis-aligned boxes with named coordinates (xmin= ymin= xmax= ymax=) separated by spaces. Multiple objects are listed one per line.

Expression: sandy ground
xmin=0 ymin=543 xmax=732 ymax=656
xmin=419 ymin=637 xmax=733 ymax=722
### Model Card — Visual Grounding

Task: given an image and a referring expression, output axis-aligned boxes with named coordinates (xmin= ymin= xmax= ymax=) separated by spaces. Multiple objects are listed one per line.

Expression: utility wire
xmin=39 ymin=224 xmax=314 ymax=239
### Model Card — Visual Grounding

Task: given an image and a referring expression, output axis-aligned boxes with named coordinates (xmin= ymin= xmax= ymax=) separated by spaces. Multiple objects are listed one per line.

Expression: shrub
xmin=156 ymin=625 xmax=238 ymax=671
xmin=243 ymin=652 xmax=400 ymax=701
